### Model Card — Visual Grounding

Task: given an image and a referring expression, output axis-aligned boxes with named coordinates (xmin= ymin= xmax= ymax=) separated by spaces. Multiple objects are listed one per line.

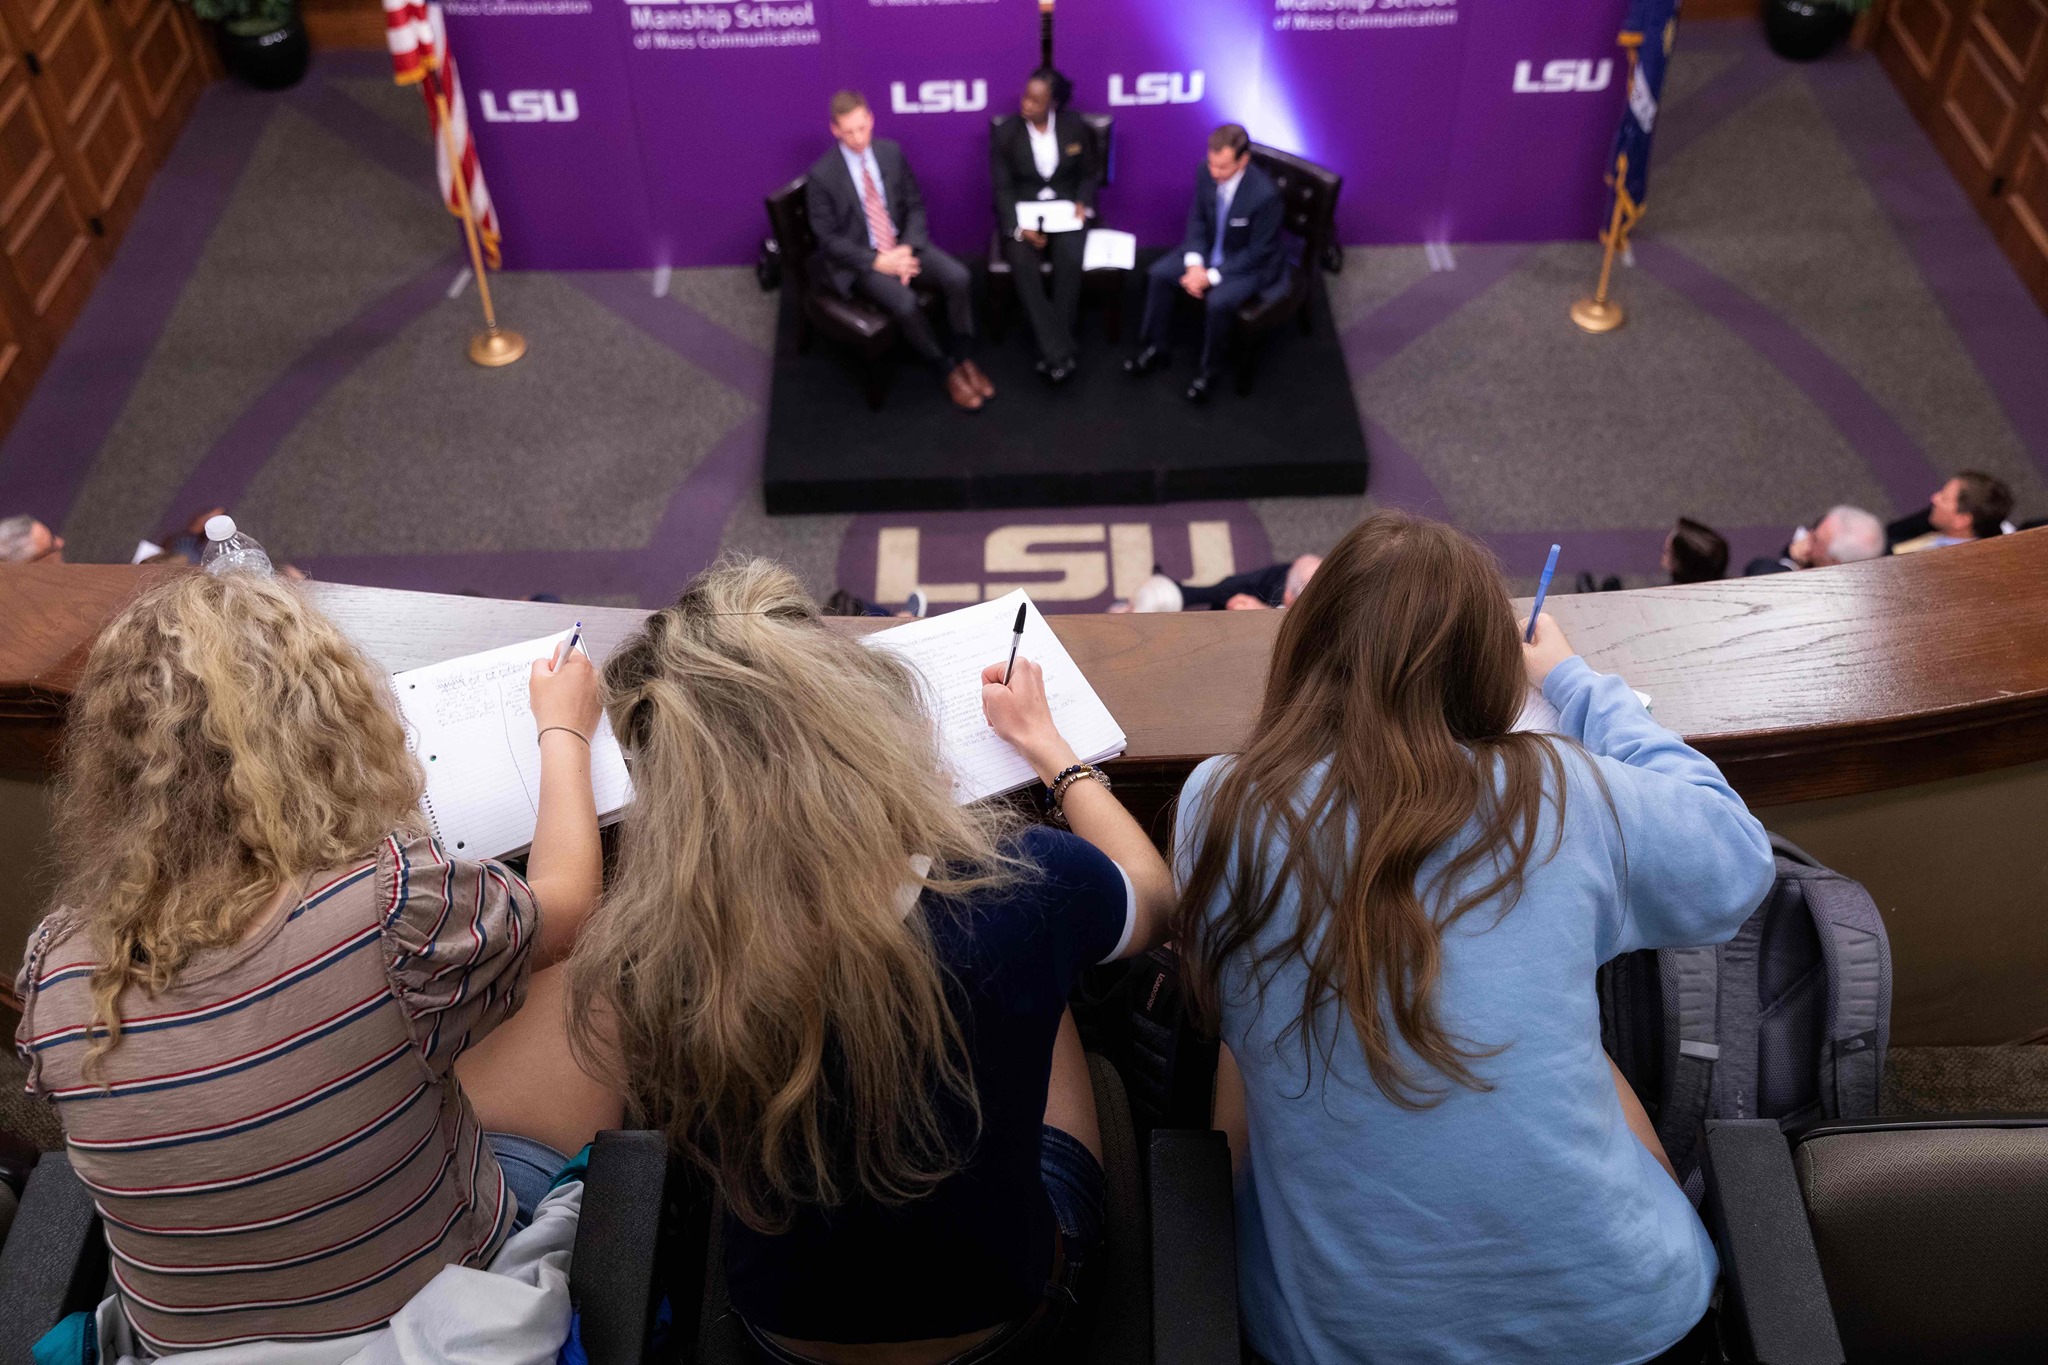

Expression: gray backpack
xmin=1598 ymin=834 xmax=1892 ymax=1201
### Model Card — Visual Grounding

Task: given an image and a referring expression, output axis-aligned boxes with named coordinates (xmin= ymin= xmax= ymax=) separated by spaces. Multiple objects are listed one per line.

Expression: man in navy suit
xmin=1125 ymin=123 xmax=1285 ymax=403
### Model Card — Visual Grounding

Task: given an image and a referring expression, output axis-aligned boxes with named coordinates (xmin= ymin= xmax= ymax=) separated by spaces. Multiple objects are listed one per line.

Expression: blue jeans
xmin=487 ymin=1131 xmax=572 ymax=1231
xmin=742 ymin=1125 xmax=1107 ymax=1363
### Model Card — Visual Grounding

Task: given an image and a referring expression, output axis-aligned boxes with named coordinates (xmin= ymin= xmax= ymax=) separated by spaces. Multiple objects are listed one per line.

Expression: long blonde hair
xmin=565 ymin=560 xmax=1020 ymax=1233
xmin=53 ymin=572 xmax=423 ymax=1077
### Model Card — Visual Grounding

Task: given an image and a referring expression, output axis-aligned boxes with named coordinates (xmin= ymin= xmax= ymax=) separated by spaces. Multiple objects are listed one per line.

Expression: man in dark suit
xmin=1125 ymin=123 xmax=1285 ymax=403
xmin=990 ymin=69 xmax=1100 ymax=384
xmin=806 ymin=90 xmax=990 ymax=412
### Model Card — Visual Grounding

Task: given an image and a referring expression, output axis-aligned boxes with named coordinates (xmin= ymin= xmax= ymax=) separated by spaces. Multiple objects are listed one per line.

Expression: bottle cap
xmin=205 ymin=515 xmax=237 ymax=542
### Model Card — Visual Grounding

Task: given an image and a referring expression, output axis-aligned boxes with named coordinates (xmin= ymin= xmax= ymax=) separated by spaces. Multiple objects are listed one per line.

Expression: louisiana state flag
xmin=1602 ymin=0 xmax=1683 ymax=248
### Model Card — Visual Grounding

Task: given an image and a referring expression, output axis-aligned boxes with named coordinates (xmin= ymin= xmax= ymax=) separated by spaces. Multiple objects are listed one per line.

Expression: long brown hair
xmin=1179 ymin=512 xmax=1580 ymax=1106
xmin=53 ymin=572 xmax=424 ymax=1079
xmin=564 ymin=560 xmax=1023 ymax=1233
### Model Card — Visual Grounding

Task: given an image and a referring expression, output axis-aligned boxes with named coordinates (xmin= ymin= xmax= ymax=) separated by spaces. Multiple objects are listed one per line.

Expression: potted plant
xmin=186 ymin=0 xmax=311 ymax=89
xmin=1763 ymin=0 xmax=1870 ymax=61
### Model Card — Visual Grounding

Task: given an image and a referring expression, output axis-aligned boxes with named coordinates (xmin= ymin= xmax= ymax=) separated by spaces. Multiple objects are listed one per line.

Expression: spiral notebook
xmin=392 ymin=630 xmax=634 ymax=860
xmin=862 ymin=589 xmax=1126 ymax=804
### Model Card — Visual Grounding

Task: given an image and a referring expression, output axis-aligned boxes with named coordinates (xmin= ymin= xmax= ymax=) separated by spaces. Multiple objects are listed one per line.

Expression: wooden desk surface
xmin=6 ymin=529 xmax=2048 ymax=809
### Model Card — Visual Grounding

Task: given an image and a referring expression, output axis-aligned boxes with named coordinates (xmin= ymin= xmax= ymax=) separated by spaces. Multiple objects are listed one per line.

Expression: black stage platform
xmin=761 ymin=258 xmax=1370 ymax=514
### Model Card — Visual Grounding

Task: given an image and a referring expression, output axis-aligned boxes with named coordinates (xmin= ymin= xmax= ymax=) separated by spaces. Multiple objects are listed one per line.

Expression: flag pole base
xmin=1570 ymin=296 xmax=1624 ymax=334
xmin=470 ymin=326 xmax=527 ymax=367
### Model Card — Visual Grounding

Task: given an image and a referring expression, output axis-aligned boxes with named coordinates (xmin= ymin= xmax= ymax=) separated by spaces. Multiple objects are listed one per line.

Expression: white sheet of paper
xmin=1515 ymin=683 xmax=1654 ymax=733
xmin=1083 ymin=228 xmax=1138 ymax=271
xmin=393 ymin=630 xmax=634 ymax=860
xmin=862 ymin=590 xmax=1126 ymax=804
xmin=1015 ymin=199 xmax=1083 ymax=233
xmin=130 ymin=540 xmax=163 ymax=564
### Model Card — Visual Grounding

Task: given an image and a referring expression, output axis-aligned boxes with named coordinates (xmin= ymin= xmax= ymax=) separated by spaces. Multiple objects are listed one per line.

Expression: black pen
xmin=1001 ymin=602 xmax=1027 ymax=684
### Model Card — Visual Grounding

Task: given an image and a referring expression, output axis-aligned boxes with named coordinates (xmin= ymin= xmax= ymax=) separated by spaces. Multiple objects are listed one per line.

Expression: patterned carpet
xmin=0 ymin=21 xmax=2045 ymax=608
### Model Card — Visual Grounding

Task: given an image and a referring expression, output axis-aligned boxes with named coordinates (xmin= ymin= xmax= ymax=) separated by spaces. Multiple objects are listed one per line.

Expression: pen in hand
xmin=1525 ymin=546 xmax=1560 ymax=644
xmin=1001 ymin=603 xmax=1027 ymax=685
xmin=557 ymin=621 xmax=583 ymax=671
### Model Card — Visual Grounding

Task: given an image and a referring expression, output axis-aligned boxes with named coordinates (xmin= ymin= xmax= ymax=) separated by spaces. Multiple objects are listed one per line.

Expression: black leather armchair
xmin=572 ymin=1052 xmax=1240 ymax=1364
xmin=1704 ymin=1114 xmax=2048 ymax=1364
xmin=763 ymin=177 xmax=938 ymax=411
xmin=1231 ymin=144 xmax=1343 ymax=395
xmin=985 ymin=113 xmax=1128 ymax=345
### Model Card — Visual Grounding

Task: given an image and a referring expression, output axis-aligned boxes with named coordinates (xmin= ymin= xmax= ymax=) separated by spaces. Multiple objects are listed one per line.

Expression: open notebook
xmin=393 ymin=630 xmax=634 ymax=860
xmin=863 ymin=590 xmax=1126 ymax=804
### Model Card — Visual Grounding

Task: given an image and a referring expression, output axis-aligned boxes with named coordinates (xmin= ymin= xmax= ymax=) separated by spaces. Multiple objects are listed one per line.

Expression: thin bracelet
xmin=537 ymin=726 xmax=590 ymax=746
xmin=1049 ymin=765 xmax=1111 ymax=826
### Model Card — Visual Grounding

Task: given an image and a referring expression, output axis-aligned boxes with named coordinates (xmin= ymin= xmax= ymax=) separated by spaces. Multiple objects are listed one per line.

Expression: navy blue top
xmin=724 ymin=826 xmax=1133 ymax=1341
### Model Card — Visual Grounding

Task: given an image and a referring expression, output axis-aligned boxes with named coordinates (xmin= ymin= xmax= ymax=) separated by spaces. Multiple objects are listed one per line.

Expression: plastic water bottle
xmin=199 ymin=514 xmax=274 ymax=577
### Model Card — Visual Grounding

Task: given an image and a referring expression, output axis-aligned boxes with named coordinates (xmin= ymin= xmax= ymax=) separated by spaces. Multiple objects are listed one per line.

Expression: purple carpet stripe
xmin=163 ymin=251 xmax=464 ymax=523
xmin=634 ymin=411 xmax=770 ymax=604
xmin=292 ymin=548 xmax=647 ymax=602
xmin=1361 ymin=420 xmax=1454 ymax=515
xmin=1631 ymin=238 xmax=1941 ymax=510
xmin=567 ymin=273 xmax=772 ymax=402
xmin=1804 ymin=57 xmax=2048 ymax=477
xmin=1341 ymin=244 xmax=1536 ymax=377
xmin=0 ymin=84 xmax=273 ymax=525
xmin=1655 ymin=42 xmax=1793 ymax=165
xmin=287 ymin=76 xmax=440 ymax=200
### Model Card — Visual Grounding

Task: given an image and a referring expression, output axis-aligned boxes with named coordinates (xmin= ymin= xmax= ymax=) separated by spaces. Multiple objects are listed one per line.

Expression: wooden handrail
xmin=6 ymin=529 xmax=2048 ymax=810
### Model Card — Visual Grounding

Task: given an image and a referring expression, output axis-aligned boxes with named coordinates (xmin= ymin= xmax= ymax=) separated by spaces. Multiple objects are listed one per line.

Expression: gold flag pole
xmin=431 ymin=83 xmax=525 ymax=367
xmin=1571 ymin=150 xmax=1629 ymax=335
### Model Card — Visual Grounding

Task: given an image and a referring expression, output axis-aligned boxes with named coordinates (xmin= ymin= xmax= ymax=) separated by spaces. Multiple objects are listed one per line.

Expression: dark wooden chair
xmin=1231 ymin=143 xmax=1343 ymax=394
xmin=985 ymin=112 xmax=1128 ymax=345
xmin=763 ymin=176 xmax=939 ymax=411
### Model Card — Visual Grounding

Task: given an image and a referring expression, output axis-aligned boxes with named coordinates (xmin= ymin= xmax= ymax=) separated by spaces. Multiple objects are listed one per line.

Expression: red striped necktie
xmin=860 ymin=161 xmax=897 ymax=252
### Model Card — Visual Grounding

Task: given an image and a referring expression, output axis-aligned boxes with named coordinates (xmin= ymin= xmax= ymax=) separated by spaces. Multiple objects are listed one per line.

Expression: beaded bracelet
xmin=1047 ymin=763 xmax=1111 ymax=826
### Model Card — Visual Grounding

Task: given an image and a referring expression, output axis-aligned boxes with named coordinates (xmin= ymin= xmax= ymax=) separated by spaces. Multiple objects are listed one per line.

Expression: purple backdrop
xmin=443 ymin=0 xmax=1635 ymax=267
xmin=445 ymin=0 xmax=1039 ymax=268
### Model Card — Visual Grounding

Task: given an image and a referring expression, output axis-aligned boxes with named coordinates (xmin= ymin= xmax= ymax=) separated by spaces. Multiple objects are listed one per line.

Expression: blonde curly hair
xmin=52 ymin=572 xmax=423 ymax=1079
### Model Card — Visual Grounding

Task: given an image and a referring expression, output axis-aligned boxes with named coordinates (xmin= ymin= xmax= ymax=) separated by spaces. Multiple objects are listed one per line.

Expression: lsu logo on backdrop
xmin=890 ymin=80 xmax=987 ymax=114
xmin=479 ymin=90 xmax=580 ymax=123
xmin=1107 ymin=71 xmax=1204 ymax=106
xmin=1511 ymin=59 xmax=1612 ymax=94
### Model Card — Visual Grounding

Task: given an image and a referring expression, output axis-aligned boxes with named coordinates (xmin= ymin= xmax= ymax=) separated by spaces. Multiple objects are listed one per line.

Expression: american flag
xmin=384 ymin=0 xmax=502 ymax=269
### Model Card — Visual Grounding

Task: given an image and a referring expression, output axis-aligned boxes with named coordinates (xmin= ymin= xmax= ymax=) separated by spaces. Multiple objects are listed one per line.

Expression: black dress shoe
xmin=1045 ymin=357 xmax=1077 ymax=386
xmin=1185 ymin=371 xmax=1219 ymax=403
xmin=1124 ymin=345 xmax=1166 ymax=376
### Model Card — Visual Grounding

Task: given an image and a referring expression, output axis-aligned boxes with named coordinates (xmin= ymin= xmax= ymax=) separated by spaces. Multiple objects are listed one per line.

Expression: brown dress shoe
xmin=946 ymin=364 xmax=984 ymax=411
xmin=961 ymin=358 xmax=995 ymax=399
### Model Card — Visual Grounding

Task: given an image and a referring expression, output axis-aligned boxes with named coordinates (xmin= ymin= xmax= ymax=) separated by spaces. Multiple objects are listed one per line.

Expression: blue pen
xmin=1525 ymin=545 xmax=1561 ymax=643
xmin=560 ymin=621 xmax=583 ymax=667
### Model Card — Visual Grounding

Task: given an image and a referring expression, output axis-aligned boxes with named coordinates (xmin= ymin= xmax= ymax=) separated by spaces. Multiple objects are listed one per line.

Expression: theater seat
xmin=572 ymin=1052 xmax=1240 ymax=1363
xmin=985 ymin=113 xmax=1128 ymax=345
xmin=0 ymin=1152 xmax=110 ymax=1362
xmin=763 ymin=177 xmax=941 ymax=411
xmin=1704 ymin=1115 xmax=2048 ymax=1364
xmin=1231 ymin=144 xmax=1342 ymax=395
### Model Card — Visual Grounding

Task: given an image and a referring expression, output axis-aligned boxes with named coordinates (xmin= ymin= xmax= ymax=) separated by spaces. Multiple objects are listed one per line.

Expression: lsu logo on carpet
xmin=840 ymin=507 xmax=1272 ymax=612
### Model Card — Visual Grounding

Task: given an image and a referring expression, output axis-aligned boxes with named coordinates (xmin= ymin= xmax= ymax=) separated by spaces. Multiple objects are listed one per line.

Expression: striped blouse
xmin=12 ymin=833 xmax=539 ymax=1353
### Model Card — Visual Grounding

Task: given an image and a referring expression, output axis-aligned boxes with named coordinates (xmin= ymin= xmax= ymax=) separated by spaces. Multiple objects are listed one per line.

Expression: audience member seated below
xmin=559 ymin=561 xmax=1176 ymax=1364
xmin=1743 ymin=504 xmax=1886 ymax=575
xmin=1116 ymin=554 xmax=1321 ymax=612
xmin=807 ymin=89 xmax=990 ymax=413
xmin=992 ymin=68 xmax=1100 ymax=385
xmin=1124 ymin=123 xmax=1285 ymax=404
xmin=1663 ymin=516 xmax=1728 ymax=585
xmin=1177 ymin=511 xmax=1775 ymax=1364
xmin=0 ymin=512 xmax=65 ymax=563
xmin=1889 ymin=469 xmax=2015 ymax=554
xmin=12 ymin=572 xmax=619 ymax=1355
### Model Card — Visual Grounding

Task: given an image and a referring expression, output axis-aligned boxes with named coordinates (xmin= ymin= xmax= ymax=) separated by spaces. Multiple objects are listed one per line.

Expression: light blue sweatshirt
xmin=1175 ymin=655 xmax=1775 ymax=1365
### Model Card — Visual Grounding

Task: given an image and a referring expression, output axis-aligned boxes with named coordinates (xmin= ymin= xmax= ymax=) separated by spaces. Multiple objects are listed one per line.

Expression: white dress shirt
xmin=838 ymin=142 xmax=889 ymax=248
xmin=1186 ymin=166 xmax=1246 ymax=284
xmin=1026 ymin=117 xmax=1060 ymax=198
